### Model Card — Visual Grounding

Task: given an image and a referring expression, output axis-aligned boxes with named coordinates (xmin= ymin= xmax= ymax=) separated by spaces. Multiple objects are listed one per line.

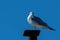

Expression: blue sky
xmin=0 ymin=0 xmax=60 ymax=40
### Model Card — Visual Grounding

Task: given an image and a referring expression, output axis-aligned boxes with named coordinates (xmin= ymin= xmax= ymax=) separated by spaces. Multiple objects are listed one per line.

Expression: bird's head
xmin=29 ymin=12 xmax=34 ymax=16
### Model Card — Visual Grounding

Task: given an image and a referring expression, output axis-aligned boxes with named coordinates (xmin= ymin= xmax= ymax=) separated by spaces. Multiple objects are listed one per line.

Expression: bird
xmin=27 ymin=12 xmax=55 ymax=31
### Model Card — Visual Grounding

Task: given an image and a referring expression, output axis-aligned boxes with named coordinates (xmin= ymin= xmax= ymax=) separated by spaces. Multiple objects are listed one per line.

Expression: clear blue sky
xmin=0 ymin=0 xmax=60 ymax=40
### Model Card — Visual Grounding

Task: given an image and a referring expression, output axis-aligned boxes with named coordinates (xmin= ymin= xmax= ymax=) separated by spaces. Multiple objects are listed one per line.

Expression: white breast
xmin=27 ymin=14 xmax=32 ymax=24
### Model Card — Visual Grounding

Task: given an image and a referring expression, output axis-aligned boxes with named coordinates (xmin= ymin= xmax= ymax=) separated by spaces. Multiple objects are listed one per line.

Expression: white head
xmin=29 ymin=12 xmax=34 ymax=16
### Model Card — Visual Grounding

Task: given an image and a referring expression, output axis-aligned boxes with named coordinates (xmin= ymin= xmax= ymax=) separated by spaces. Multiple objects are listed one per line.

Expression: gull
xmin=27 ymin=12 xmax=55 ymax=31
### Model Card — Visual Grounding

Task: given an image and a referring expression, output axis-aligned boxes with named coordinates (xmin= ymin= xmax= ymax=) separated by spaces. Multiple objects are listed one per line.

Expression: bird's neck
xmin=29 ymin=14 xmax=32 ymax=17
xmin=27 ymin=14 xmax=32 ymax=20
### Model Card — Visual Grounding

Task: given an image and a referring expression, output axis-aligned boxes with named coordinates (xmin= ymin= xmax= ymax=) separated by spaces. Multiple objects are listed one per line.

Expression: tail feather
xmin=47 ymin=27 xmax=55 ymax=31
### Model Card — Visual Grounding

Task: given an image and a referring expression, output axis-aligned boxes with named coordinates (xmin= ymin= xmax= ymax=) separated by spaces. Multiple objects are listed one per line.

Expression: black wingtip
xmin=47 ymin=27 xmax=56 ymax=31
xmin=51 ymin=29 xmax=56 ymax=31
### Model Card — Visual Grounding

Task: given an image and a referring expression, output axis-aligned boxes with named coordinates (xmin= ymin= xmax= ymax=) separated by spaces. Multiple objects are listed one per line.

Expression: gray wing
xmin=31 ymin=16 xmax=55 ymax=31
xmin=31 ymin=16 xmax=48 ymax=26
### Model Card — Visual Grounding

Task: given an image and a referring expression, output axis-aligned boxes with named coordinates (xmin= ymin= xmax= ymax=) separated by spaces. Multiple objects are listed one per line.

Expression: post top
xmin=23 ymin=30 xmax=40 ymax=37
